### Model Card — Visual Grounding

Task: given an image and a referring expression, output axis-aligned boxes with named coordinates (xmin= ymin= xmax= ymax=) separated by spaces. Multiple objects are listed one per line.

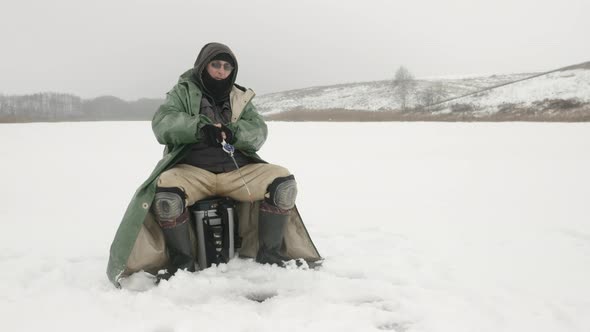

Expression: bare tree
xmin=417 ymin=82 xmax=448 ymax=108
xmin=393 ymin=66 xmax=416 ymax=110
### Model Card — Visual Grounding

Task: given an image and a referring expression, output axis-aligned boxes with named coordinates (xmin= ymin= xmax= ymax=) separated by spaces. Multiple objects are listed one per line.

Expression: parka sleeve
xmin=227 ymin=103 xmax=268 ymax=154
xmin=152 ymin=88 xmax=206 ymax=145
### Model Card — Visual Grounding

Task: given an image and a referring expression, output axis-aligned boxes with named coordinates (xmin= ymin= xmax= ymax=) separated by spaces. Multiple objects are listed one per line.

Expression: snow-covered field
xmin=254 ymin=73 xmax=534 ymax=114
xmin=2 ymin=121 xmax=590 ymax=332
xmin=254 ymin=65 xmax=590 ymax=118
xmin=439 ymin=69 xmax=590 ymax=114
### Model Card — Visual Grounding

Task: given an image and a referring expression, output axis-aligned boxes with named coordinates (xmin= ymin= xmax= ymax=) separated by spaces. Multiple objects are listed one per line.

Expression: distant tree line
xmin=0 ymin=92 xmax=164 ymax=122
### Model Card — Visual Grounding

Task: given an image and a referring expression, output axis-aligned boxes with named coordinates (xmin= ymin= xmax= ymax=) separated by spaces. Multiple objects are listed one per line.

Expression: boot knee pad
xmin=153 ymin=188 xmax=185 ymax=221
xmin=265 ymin=175 xmax=297 ymax=210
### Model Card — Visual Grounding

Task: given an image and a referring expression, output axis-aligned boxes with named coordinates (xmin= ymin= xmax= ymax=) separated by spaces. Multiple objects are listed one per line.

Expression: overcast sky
xmin=1 ymin=0 xmax=588 ymax=100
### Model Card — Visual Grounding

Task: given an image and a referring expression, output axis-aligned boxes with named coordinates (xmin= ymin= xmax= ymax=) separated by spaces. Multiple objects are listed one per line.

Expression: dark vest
xmin=178 ymin=96 xmax=251 ymax=173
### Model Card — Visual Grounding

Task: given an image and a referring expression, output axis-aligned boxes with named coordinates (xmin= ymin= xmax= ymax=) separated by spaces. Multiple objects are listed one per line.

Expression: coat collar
xmin=229 ymin=86 xmax=255 ymax=123
xmin=178 ymin=68 xmax=255 ymax=122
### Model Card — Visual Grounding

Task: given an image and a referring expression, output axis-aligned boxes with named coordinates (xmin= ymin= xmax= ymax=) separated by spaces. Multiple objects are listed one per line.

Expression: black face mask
xmin=201 ymin=68 xmax=233 ymax=104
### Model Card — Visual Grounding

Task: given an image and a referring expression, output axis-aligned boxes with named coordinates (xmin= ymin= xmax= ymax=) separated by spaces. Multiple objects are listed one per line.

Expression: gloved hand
xmin=201 ymin=124 xmax=234 ymax=146
xmin=201 ymin=124 xmax=222 ymax=146
xmin=219 ymin=124 xmax=234 ymax=144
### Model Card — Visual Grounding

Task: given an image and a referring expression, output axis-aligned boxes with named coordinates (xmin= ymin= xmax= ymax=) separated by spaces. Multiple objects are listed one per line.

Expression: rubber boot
xmin=159 ymin=209 xmax=196 ymax=275
xmin=256 ymin=203 xmax=292 ymax=267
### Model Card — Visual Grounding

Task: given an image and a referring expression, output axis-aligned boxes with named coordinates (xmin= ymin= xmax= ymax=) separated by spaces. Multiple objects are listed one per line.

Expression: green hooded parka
xmin=106 ymin=43 xmax=321 ymax=287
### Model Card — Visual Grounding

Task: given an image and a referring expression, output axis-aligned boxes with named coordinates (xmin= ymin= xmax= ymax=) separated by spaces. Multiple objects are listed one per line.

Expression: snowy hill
xmin=255 ymin=73 xmax=533 ymax=113
xmin=2 ymin=121 xmax=590 ymax=331
xmin=256 ymin=62 xmax=590 ymax=121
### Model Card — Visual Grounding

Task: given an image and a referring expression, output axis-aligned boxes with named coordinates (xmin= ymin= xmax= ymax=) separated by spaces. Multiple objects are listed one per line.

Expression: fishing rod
xmin=220 ymin=139 xmax=253 ymax=203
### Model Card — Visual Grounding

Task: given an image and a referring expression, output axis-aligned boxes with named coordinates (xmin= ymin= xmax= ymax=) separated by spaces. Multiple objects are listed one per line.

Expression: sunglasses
xmin=209 ymin=61 xmax=234 ymax=72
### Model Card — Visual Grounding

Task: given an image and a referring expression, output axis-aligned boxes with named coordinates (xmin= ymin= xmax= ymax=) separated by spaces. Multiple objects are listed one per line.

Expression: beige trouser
xmin=157 ymin=163 xmax=291 ymax=206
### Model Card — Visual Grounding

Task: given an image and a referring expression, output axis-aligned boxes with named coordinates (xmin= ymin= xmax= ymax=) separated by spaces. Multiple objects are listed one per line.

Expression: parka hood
xmin=191 ymin=42 xmax=238 ymax=102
